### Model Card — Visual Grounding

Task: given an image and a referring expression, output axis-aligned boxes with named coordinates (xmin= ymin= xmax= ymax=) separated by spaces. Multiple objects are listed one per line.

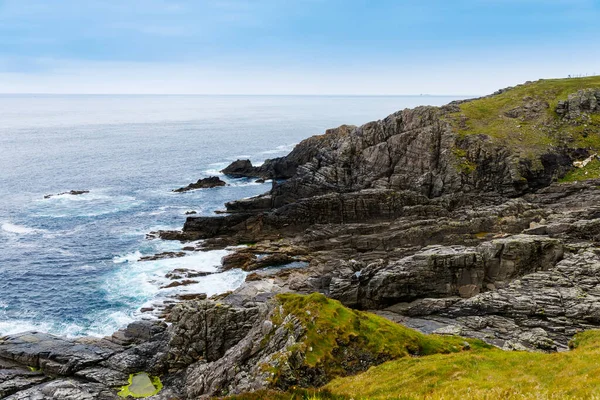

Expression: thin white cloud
xmin=1 ymin=55 xmax=598 ymax=95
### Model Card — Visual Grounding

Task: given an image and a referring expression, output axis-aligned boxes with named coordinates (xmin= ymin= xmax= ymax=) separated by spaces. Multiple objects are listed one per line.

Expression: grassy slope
xmin=560 ymin=158 xmax=600 ymax=182
xmin=226 ymin=295 xmax=600 ymax=400
xmin=448 ymin=76 xmax=600 ymax=171
xmin=263 ymin=294 xmax=486 ymax=385
xmin=324 ymin=330 xmax=600 ymax=399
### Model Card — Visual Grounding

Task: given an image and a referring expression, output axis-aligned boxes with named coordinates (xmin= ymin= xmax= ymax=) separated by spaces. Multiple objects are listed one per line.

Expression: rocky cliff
xmin=3 ymin=77 xmax=600 ymax=399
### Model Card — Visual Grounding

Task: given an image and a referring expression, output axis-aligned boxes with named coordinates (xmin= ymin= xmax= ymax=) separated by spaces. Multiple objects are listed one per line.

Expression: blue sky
xmin=0 ymin=0 xmax=599 ymax=94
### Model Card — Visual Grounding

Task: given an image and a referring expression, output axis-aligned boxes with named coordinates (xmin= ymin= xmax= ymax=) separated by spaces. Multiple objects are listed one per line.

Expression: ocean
xmin=0 ymin=94 xmax=465 ymax=338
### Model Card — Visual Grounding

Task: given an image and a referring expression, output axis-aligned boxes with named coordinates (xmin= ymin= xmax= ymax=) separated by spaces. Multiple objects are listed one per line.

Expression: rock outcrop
xmin=0 ymin=321 xmax=168 ymax=399
xmin=172 ymin=176 xmax=226 ymax=192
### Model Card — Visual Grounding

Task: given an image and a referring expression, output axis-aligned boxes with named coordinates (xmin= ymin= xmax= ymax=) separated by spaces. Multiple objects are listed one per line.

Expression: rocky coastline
xmin=3 ymin=77 xmax=600 ymax=399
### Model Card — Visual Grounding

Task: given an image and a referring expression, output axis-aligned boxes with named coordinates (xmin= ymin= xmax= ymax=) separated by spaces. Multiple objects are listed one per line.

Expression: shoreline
xmin=2 ymin=77 xmax=600 ymax=398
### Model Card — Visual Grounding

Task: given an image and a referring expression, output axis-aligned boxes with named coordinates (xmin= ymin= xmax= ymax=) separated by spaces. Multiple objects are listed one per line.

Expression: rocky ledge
xmin=4 ymin=77 xmax=600 ymax=399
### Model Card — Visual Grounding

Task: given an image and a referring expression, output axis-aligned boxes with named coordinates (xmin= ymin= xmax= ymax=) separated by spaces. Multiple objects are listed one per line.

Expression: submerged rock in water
xmin=160 ymin=279 xmax=198 ymax=289
xmin=172 ymin=176 xmax=226 ymax=192
xmin=43 ymin=190 xmax=89 ymax=199
xmin=139 ymin=251 xmax=186 ymax=261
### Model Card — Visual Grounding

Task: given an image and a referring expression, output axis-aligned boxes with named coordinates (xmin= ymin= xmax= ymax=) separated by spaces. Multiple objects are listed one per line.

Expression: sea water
xmin=0 ymin=94 xmax=465 ymax=337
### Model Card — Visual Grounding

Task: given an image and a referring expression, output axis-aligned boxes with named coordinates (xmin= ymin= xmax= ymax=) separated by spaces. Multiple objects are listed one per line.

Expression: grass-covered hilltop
xmin=449 ymin=76 xmax=600 ymax=183
xmin=4 ymin=76 xmax=600 ymax=400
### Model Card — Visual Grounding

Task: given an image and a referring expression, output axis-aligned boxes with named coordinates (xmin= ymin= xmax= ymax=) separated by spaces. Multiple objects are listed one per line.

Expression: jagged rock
xmin=174 ymin=293 xmax=207 ymax=301
xmin=165 ymin=268 xmax=213 ymax=280
xmin=329 ymin=235 xmax=563 ymax=309
xmin=0 ymin=332 xmax=120 ymax=376
xmin=221 ymin=252 xmax=256 ymax=270
xmin=222 ymin=158 xmax=298 ymax=180
xmin=173 ymin=176 xmax=227 ymax=192
xmin=4 ymin=379 xmax=120 ymax=400
xmin=221 ymin=159 xmax=258 ymax=178
xmin=182 ymin=301 xmax=292 ymax=398
xmin=221 ymin=251 xmax=300 ymax=272
xmin=0 ymin=359 xmax=48 ymax=399
xmin=164 ymin=300 xmax=262 ymax=370
xmin=160 ymin=279 xmax=198 ymax=289
xmin=556 ymin=89 xmax=600 ymax=120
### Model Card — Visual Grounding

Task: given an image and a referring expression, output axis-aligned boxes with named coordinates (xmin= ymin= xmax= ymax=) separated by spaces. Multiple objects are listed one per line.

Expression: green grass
xmin=226 ymin=295 xmax=600 ymax=400
xmin=264 ymin=294 xmax=488 ymax=386
xmin=321 ymin=330 xmax=600 ymax=399
xmin=559 ymin=158 xmax=600 ymax=182
xmin=449 ymin=76 xmax=600 ymax=174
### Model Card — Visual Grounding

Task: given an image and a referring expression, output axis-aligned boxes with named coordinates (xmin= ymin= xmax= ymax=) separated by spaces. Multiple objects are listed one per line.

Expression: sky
xmin=0 ymin=0 xmax=599 ymax=95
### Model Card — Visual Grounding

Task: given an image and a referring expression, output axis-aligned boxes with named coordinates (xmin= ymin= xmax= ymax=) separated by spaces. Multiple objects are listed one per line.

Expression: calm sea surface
xmin=0 ymin=94 xmax=465 ymax=337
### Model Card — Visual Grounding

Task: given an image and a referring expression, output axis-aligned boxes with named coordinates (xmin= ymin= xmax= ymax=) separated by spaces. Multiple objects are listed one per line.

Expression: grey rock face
xmin=556 ymin=89 xmax=600 ymax=120
xmin=0 ymin=333 xmax=120 ymax=376
xmin=221 ymin=157 xmax=298 ymax=180
xmin=386 ymin=249 xmax=600 ymax=352
xmin=165 ymin=300 xmax=262 ymax=370
xmin=182 ymin=302 xmax=297 ymax=399
xmin=4 ymin=379 xmax=119 ymax=400
xmin=0 ymin=321 xmax=168 ymax=399
xmin=329 ymin=235 xmax=563 ymax=309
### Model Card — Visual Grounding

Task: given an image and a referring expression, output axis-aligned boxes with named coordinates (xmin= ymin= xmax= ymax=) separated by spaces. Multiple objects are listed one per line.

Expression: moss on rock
xmin=265 ymin=293 xmax=487 ymax=388
xmin=117 ymin=372 xmax=162 ymax=398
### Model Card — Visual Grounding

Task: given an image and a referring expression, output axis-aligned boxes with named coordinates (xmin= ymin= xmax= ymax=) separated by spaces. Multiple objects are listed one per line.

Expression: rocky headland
xmin=3 ymin=77 xmax=600 ymax=399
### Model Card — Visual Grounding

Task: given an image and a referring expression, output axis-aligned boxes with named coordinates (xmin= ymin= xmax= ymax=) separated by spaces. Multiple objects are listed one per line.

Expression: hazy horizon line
xmin=0 ymin=93 xmax=479 ymax=97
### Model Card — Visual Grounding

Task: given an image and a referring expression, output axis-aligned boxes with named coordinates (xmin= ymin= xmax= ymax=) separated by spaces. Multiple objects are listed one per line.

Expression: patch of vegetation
xmin=268 ymin=293 xmax=487 ymax=384
xmin=117 ymin=372 xmax=162 ymax=398
xmin=559 ymin=158 xmax=600 ymax=182
xmin=452 ymin=148 xmax=477 ymax=174
xmin=449 ymin=76 xmax=600 ymax=167
xmin=322 ymin=330 xmax=600 ymax=399
xmin=228 ymin=295 xmax=600 ymax=399
xmin=223 ymin=389 xmax=349 ymax=400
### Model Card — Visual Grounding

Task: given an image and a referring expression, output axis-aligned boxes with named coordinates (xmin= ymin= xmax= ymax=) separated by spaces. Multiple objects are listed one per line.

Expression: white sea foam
xmin=203 ymin=168 xmax=224 ymax=176
xmin=173 ymin=269 xmax=247 ymax=297
xmin=1 ymin=222 xmax=41 ymax=235
xmin=113 ymin=251 xmax=142 ymax=264
xmin=85 ymin=310 xmax=137 ymax=337
xmin=33 ymin=192 xmax=144 ymax=218
xmin=260 ymin=143 xmax=296 ymax=155
xmin=208 ymin=161 xmax=229 ymax=167
xmin=75 ymin=264 xmax=97 ymax=271
xmin=228 ymin=180 xmax=269 ymax=187
xmin=0 ymin=319 xmax=86 ymax=338
xmin=0 ymin=320 xmax=53 ymax=336
xmin=104 ymin=249 xmax=235 ymax=315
